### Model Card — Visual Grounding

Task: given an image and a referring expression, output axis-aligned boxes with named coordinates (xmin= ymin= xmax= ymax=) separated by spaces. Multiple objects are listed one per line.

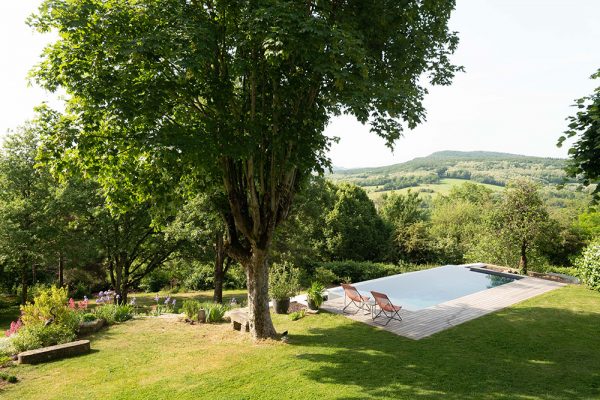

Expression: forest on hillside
xmin=329 ymin=150 xmax=574 ymax=189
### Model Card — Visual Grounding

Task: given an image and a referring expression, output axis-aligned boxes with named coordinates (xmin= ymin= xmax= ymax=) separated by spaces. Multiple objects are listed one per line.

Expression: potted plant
xmin=269 ymin=261 xmax=300 ymax=314
xmin=306 ymin=282 xmax=325 ymax=311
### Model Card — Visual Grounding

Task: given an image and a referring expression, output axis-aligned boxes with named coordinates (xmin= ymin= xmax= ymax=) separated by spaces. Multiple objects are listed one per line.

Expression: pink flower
xmin=5 ymin=320 xmax=22 ymax=337
xmin=68 ymin=298 xmax=76 ymax=309
xmin=78 ymin=299 xmax=89 ymax=309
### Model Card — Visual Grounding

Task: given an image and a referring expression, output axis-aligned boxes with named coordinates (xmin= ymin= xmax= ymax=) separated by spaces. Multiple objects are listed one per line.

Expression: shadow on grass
xmin=290 ymin=307 xmax=600 ymax=399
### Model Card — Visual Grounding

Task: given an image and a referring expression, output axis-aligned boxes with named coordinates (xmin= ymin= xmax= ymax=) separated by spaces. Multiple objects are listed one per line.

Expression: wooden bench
xmin=228 ymin=310 xmax=250 ymax=332
xmin=18 ymin=340 xmax=91 ymax=364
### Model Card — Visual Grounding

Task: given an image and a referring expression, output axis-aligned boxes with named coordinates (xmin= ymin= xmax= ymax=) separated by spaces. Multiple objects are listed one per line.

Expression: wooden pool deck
xmin=321 ymin=277 xmax=565 ymax=340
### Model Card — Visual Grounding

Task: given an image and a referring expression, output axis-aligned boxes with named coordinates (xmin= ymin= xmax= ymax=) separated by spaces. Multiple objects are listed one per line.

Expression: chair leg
xmin=342 ymin=296 xmax=360 ymax=314
xmin=372 ymin=308 xmax=402 ymax=326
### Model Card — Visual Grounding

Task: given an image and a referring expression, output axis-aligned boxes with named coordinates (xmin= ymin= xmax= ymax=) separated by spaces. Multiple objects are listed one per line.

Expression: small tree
xmin=323 ymin=183 xmax=388 ymax=261
xmin=496 ymin=180 xmax=549 ymax=274
xmin=380 ymin=190 xmax=432 ymax=263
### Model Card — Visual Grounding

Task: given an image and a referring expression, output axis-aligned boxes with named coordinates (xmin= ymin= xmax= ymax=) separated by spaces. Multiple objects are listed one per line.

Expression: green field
xmin=2 ymin=286 xmax=600 ymax=399
xmin=365 ymin=178 xmax=504 ymax=200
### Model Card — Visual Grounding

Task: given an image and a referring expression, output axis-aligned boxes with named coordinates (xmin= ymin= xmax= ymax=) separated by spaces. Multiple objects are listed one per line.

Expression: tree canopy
xmin=558 ymin=68 xmax=600 ymax=202
xmin=30 ymin=0 xmax=461 ymax=338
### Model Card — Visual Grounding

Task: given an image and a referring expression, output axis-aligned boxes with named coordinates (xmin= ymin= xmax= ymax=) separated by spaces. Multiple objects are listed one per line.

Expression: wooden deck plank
xmin=322 ymin=277 xmax=565 ymax=340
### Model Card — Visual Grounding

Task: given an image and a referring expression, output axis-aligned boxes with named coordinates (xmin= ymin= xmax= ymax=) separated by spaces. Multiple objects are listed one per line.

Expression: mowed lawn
xmin=2 ymin=285 xmax=599 ymax=400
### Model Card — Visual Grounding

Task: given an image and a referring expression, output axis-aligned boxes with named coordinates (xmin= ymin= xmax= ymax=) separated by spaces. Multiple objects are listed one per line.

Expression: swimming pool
xmin=327 ymin=264 xmax=520 ymax=311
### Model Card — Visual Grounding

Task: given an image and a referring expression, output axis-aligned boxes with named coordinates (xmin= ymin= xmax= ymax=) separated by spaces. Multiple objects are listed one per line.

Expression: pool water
xmin=328 ymin=265 xmax=518 ymax=311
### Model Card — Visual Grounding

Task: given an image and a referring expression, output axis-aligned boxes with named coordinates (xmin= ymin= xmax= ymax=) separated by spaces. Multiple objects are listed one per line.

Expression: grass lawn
xmin=1 ymin=285 xmax=599 ymax=399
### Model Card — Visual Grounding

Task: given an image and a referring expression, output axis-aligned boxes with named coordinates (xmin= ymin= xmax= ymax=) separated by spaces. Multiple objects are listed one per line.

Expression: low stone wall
xmin=18 ymin=340 xmax=91 ymax=365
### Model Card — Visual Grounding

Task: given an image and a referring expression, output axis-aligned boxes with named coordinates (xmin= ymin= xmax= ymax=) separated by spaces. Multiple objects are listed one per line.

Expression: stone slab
xmin=18 ymin=340 xmax=91 ymax=364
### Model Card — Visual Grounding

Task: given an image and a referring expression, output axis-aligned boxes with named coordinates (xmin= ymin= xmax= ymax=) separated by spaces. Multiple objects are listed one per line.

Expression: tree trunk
xmin=58 ymin=252 xmax=64 ymax=287
xmin=213 ymin=233 xmax=226 ymax=303
xmin=113 ymin=254 xmax=127 ymax=304
xmin=244 ymin=248 xmax=277 ymax=339
xmin=519 ymin=242 xmax=528 ymax=274
xmin=21 ymin=267 xmax=28 ymax=305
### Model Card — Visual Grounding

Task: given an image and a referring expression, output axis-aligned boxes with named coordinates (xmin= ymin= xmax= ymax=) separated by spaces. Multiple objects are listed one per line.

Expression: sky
xmin=1 ymin=1 xmax=599 ymax=168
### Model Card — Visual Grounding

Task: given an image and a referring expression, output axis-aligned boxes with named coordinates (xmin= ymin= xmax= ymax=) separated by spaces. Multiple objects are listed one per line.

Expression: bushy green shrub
xmin=94 ymin=304 xmax=134 ymax=324
xmin=114 ymin=304 xmax=135 ymax=322
xmin=201 ymin=303 xmax=229 ymax=323
xmin=0 ymin=337 xmax=16 ymax=357
xmin=307 ymin=281 xmax=325 ymax=309
xmin=575 ymin=239 xmax=600 ymax=290
xmin=290 ymin=309 xmax=305 ymax=321
xmin=79 ymin=312 xmax=97 ymax=322
xmin=140 ymin=269 xmax=171 ymax=292
xmin=182 ymin=299 xmax=202 ymax=320
xmin=20 ymin=286 xmax=79 ymax=333
xmin=269 ymin=261 xmax=300 ymax=300
xmin=313 ymin=267 xmax=339 ymax=287
xmin=11 ymin=324 xmax=77 ymax=352
xmin=0 ymin=371 xmax=18 ymax=383
xmin=303 ymin=261 xmax=431 ymax=285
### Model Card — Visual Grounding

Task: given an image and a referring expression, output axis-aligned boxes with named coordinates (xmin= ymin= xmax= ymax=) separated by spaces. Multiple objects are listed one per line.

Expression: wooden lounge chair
xmin=370 ymin=291 xmax=403 ymax=326
xmin=341 ymin=284 xmax=370 ymax=314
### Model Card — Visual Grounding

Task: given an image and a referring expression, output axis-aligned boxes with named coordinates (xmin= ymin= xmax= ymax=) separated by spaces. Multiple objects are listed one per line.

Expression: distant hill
xmin=329 ymin=151 xmax=569 ymax=193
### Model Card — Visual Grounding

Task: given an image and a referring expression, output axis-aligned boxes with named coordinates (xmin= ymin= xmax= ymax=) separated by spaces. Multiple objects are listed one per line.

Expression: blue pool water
xmin=328 ymin=265 xmax=518 ymax=311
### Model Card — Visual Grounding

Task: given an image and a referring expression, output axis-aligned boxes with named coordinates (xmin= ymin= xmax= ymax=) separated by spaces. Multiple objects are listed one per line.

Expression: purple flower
xmin=164 ymin=296 xmax=171 ymax=305
xmin=154 ymin=294 xmax=159 ymax=302
xmin=83 ymin=296 xmax=88 ymax=301
xmin=99 ymin=291 xmax=104 ymax=297
xmin=130 ymin=297 xmax=136 ymax=305
xmin=171 ymin=299 xmax=176 ymax=306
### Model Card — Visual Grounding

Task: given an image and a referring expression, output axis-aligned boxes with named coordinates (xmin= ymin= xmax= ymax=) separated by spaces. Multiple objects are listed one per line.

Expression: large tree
xmin=31 ymin=0 xmax=461 ymax=338
xmin=0 ymin=127 xmax=52 ymax=303
xmin=558 ymin=68 xmax=600 ymax=202
xmin=323 ymin=183 xmax=388 ymax=261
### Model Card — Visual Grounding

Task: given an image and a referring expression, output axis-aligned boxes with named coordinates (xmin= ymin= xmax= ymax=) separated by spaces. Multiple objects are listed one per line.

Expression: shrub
xmin=114 ymin=304 xmax=135 ymax=322
xmin=200 ymin=302 xmax=229 ymax=323
xmin=0 ymin=337 xmax=16 ymax=357
xmin=0 ymin=371 xmax=18 ymax=383
xmin=20 ymin=286 xmax=80 ymax=334
xmin=575 ymin=239 xmax=600 ymax=291
xmin=11 ymin=324 xmax=77 ymax=353
xmin=70 ymin=282 xmax=89 ymax=300
xmin=304 ymin=260 xmax=430 ymax=285
xmin=290 ymin=309 xmax=305 ymax=321
xmin=306 ymin=282 xmax=325 ymax=309
xmin=182 ymin=299 xmax=201 ymax=320
xmin=94 ymin=304 xmax=134 ymax=324
xmin=269 ymin=261 xmax=300 ymax=300
xmin=80 ymin=313 xmax=97 ymax=322
xmin=313 ymin=267 xmax=338 ymax=287
xmin=140 ymin=269 xmax=171 ymax=292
